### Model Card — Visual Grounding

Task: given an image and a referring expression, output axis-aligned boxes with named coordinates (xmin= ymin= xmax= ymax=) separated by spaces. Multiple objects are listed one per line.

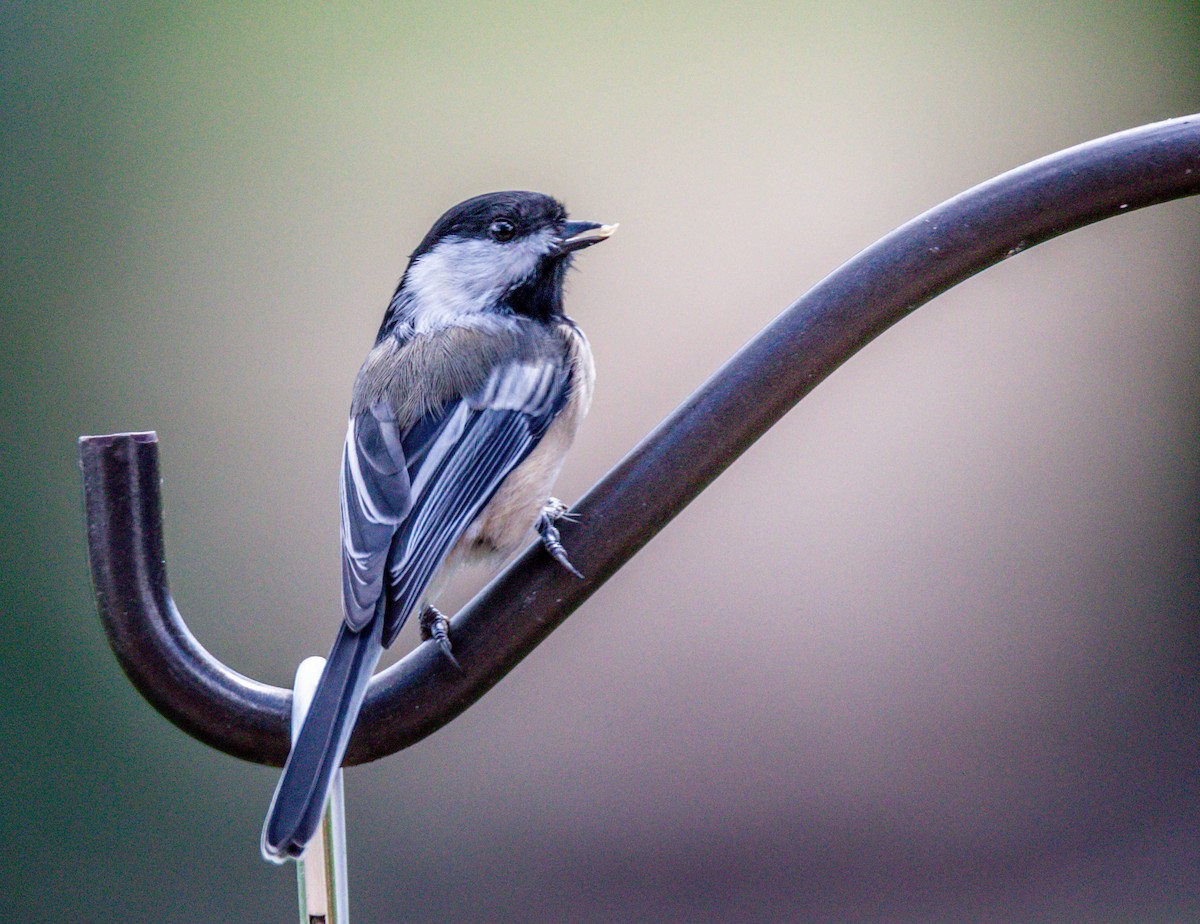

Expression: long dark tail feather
xmin=261 ymin=614 xmax=384 ymax=861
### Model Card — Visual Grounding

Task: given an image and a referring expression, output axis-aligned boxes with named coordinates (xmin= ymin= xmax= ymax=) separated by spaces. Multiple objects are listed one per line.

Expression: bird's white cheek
xmin=404 ymin=234 xmax=554 ymax=327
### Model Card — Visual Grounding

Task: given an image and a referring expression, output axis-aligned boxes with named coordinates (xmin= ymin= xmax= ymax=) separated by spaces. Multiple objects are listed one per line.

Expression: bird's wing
xmin=339 ymin=401 xmax=412 ymax=630
xmin=339 ymin=352 xmax=569 ymax=642
xmin=379 ymin=356 xmax=568 ymax=645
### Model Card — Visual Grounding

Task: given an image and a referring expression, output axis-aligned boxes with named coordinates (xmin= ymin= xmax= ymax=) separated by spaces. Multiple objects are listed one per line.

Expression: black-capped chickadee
xmin=261 ymin=190 xmax=615 ymax=861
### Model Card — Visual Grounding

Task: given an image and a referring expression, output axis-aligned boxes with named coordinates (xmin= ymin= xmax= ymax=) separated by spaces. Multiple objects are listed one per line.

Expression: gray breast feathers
xmin=350 ymin=319 xmax=567 ymax=428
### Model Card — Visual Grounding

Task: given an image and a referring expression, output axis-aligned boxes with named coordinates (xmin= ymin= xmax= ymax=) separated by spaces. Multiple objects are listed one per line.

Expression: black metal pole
xmin=80 ymin=114 xmax=1200 ymax=767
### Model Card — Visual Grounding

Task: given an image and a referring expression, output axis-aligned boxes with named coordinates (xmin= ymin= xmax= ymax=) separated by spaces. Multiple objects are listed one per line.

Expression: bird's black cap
xmin=410 ymin=190 xmax=568 ymax=258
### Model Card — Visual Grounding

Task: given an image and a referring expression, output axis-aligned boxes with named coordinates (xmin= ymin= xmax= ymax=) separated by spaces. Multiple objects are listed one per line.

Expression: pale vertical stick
xmin=291 ymin=657 xmax=350 ymax=924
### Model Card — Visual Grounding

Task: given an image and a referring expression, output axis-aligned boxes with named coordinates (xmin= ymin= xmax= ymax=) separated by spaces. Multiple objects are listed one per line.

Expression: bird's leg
xmin=419 ymin=605 xmax=461 ymax=672
xmin=537 ymin=498 xmax=583 ymax=578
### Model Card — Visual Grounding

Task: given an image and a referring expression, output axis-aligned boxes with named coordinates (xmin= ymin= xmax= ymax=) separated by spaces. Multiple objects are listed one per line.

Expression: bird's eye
xmin=489 ymin=219 xmax=517 ymax=243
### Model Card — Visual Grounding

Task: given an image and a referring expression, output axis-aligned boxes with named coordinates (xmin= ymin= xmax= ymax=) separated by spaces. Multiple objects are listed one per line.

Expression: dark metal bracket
xmin=80 ymin=114 xmax=1200 ymax=769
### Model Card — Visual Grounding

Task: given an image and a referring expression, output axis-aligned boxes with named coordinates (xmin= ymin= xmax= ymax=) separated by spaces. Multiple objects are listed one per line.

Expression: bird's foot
xmin=537 ymin=498 xmax=583 ymax=578
xmin=419 ymin=605 xmax=462 ymax=672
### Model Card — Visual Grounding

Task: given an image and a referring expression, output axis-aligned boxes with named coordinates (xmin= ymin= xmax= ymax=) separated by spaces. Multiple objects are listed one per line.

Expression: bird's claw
xmin=537 ymin=499 xmax=584 ymax=578
xmin=419 ymin=605 xmax=462 ymax=672
xmin=542 ymin=497 xmax=579 ymax=522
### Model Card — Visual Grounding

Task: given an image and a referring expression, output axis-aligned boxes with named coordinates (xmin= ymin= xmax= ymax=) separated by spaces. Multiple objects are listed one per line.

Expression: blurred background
xmin=3 ymin=2 xmax=1200 ymax=921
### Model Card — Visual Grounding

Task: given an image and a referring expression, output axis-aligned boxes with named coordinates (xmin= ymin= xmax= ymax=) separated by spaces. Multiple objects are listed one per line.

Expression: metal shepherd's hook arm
xmin=80 ymin=114 xmax=1200 ymax=769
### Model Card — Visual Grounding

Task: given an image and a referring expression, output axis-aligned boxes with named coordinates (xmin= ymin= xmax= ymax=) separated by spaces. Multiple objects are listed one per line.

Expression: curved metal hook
xmin=81 ymin=114 xmax=1200 ymax=768
xmin=80 ymin=431 xmax=293 ymax=764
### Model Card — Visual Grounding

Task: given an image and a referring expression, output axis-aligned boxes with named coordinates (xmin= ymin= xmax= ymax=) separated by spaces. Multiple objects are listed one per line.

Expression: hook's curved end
xmin=77 ymin=428 xmax=603 ymax=768
xmin=79 ymin=432 xmax=294 ymax=766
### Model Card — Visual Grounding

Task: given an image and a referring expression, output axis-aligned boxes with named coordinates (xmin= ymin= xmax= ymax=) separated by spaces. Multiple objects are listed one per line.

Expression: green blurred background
xmin=4 ymin=2 xmax=1200 ymax=921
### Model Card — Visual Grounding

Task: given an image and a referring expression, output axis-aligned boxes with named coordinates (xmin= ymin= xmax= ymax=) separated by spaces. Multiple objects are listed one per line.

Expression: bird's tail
xmin=261 ymin=614 xmax=384 ymax=861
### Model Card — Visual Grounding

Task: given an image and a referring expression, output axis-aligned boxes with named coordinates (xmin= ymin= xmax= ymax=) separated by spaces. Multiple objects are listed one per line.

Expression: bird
xmin=261 ymin=190 xmax=615 ymax=861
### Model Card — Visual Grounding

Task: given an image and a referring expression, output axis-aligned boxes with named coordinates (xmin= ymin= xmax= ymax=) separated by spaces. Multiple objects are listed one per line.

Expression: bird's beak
xmin=559 ymin=221 xmax=618 ymax=253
